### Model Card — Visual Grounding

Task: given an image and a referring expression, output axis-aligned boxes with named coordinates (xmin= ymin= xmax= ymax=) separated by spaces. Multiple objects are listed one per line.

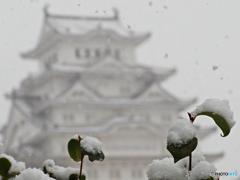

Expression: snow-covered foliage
xmin=147 ymin=157 xmax=187 ymax=180
xmin=43 ymin=159 xmax=55 ymax=167
xmin=188 ymin=161 xmax=218 ymax=180
xmin=71 ymin=134 xmax=79 ymax=140
xmin=191 ymin=99 xmax=236 ymax=128
xmin=43 ymin=159 xmax=87 ymax=180
xmin=15 ymin=168 xmax=55 ymax=180
xmin=80 ymin=136 xmax=102 ymax=155
xmin=1 ymin=98 xmax=234 ymax=180
xmin=0 ymin=154 xmax=25 ymax=173
xmin=147 ymin=99 xmax=236 ymax=180
xmin=167 ymin=118 xmax=196 ymax=145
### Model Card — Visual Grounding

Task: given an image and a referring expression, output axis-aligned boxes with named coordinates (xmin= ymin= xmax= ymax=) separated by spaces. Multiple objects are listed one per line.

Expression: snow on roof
xmin=45 ymin=9 xmax=148 ymax=38
xmin=191 ymin=99 xmax=236 ymax=129
xmin=80 ymin=136 xmax=102 ymax=155
xmin=21 ymin=8 xmax=150 ymax=59
xmin=15 ymin=168 xmax=55 ymax=180
xmin=167 ymin=118 xmax=196 ymax=145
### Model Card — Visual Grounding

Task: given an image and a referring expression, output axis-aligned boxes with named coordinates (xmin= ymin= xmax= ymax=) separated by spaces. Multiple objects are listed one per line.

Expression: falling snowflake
xmin=212 ymin=66 xmax=218 ymax=70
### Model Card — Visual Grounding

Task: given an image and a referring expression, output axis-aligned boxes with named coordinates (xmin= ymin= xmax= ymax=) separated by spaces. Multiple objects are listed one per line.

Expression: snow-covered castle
xmin=2 ymin=7 xmax=221 ymax=180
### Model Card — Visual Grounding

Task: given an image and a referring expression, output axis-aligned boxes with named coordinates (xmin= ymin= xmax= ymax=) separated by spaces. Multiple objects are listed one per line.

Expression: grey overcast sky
xmin=0 ymin=0 xmax=240 ymax=179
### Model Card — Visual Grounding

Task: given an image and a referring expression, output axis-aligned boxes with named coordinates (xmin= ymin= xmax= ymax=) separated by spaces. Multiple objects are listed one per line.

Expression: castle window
xmin=85 ymin=49 xmax=90 ymax=58
xmin=105 ymin=48 xmax=111 ymax=56
xmin=75 ymin=48 xmax=81 ymax=59
xmin=132 ymin=169 xmax=142 ymax=178
xmin=63 ymin=114 xmax=74 ymax=121
xmin=115 ymin=49 xmax=120 ymax=60
xmin=109 ymin=169 xmax=121 ymax=179
xmin=95 ymin=49 xmax=101 ymax=58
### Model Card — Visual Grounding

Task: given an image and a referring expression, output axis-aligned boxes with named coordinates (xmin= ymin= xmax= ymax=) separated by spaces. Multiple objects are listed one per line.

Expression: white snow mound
xmin=147 ymin=157 xmax=187 ymax=180
xmin=71 ymin=134 xmax=79 ymax=140
xmin=80 ymin=136 xmax=102 ymax=154
xmin=167 ymin=118 xmax=196 ymax=145
xmin=177 ymin=150 xmax=205 ymax=169
xmin=43 ymin=159 xmax=55 ymax=167
xmin=43 ymin=159 xmax=87 ymax=180
xmin=15 ymin=168 xmax=55 ymax=180
xmin=189 ymin=161 xmax=218 ymax=180
xmin=191 ymin=99 xmax=236 ymax=129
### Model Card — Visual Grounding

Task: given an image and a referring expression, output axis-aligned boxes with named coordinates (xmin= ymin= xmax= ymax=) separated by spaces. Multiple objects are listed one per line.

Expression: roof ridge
xmin=44 ymin=4 xmax=119 ymax=21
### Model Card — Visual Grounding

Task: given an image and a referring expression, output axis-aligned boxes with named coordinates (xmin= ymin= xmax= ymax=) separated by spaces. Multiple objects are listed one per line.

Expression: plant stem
xmin=78 ymin=135 xmax=83 ymax=180
xmin=79 ymin=152 xmax=84 ymax=180
xmin=189 ymin=153 xmax=192 ymax=171
xmin=188 ymin=112 xmax=194 ymax=172
xmin=187 ymin=112 xmax=195 ymax=123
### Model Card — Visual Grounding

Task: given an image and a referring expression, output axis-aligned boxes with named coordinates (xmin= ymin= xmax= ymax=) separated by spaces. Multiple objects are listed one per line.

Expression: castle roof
xmin=22 ymin=7 xmax=150 ymax=59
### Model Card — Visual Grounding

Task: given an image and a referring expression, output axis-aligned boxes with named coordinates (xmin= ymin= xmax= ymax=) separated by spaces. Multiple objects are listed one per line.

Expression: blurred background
xmin=0 ymin=1 xmax=240 ymax=180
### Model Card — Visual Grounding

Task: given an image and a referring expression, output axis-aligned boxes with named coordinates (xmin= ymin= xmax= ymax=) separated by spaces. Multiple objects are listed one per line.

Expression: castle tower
xmin=2 ymin=8 xmax=220 ymax=180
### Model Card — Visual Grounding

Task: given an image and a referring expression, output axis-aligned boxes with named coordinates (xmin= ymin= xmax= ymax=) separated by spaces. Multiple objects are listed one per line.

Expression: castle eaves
xmin=21 ymin=9 xmax=150 ymax=59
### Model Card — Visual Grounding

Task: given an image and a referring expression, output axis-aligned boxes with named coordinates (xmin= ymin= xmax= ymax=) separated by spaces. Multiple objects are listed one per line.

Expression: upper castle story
xmin=21 ymin=7 xmax=150 ymax=70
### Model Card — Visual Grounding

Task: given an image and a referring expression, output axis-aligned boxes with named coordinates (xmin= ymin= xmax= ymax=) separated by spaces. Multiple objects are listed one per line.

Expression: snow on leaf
xmin=188 ymin=161 xmax=218 ymax=180
xmin=0 ymin=154 xmax=25 ymax=177
xmin=43 ymin=159 xmax=87 ymax=180
xmin=176 ymin=150 xmax=205 ymax=170
xmin=190 ymin=99 xmax=236 ymax=137
xmin=81 ymin=136 xmax=105 ymax=162
xmin=167 ymin=119 xmax=196 ymax=145
xmin=15 ymin=168 xmax=55 ymax=180
xmin=167 ymin=137 xmax=198 ymax=163
xmin=146 ymin=157 xmax=187 ymax=180
xmin=167 ymin=119 xmax=197 ymax=163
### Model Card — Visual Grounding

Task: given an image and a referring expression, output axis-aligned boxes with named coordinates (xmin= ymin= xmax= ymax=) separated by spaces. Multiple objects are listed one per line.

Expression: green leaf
xmin=197 ymin=112 xmax=230 ymax=137
xmin=81 ymin=174 xmax=86 ymax=180
xmin=198 ymin=177 xmax=214 ymax=180
xmin=69 ymin=174 xmax=78 ymax=180
xmin=2 ymin=172 xmax=20 ymax=180
xmin=167 ymin=137 xmax=198 ymax=163
xmin=83 ymin=150 xmax=105 ymax=162
xmin=69 ymin=174 xmax=86 ymax=180
xmin=0 ymin=157 xmax=11 ymax=177
xmin=68 ymin=138 xmax=82 ymax=162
